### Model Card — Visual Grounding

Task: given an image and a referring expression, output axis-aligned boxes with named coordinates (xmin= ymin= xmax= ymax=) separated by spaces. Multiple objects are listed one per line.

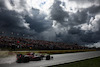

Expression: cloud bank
xmin=0 ymin=0 xmax=100 ymax=47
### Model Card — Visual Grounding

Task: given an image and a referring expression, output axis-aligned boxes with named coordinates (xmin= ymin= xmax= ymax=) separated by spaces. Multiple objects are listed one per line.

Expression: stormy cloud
xmin=0 ymin=0 xmax=100 ymax=47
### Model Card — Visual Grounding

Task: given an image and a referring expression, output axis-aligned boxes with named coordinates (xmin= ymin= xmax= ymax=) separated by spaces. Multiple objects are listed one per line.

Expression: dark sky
xmin=0 ymin=0 xmax=100 ymax=47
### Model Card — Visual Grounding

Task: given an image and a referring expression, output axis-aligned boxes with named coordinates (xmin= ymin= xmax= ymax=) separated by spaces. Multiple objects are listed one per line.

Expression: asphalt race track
xmin=0 ymin=51 xmax=100 ymax=67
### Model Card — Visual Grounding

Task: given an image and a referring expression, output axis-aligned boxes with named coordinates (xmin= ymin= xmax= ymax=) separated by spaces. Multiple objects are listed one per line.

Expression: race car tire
xmin=23 ymin=57 xmax=30 ymax=63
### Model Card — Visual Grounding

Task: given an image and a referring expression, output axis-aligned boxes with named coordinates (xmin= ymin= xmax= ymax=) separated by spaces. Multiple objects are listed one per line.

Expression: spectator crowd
xmin=0 ymin=36 xmax=88 ymax=50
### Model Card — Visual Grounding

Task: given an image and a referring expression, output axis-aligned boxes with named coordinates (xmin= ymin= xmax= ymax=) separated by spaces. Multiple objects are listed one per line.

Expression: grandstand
xmin=0 ymin=35 xmax=88 ymax=50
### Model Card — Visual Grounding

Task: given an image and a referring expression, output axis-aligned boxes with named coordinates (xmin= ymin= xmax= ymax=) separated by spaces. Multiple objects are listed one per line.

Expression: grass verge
xmin=0 ymin=49 xmax=96 ymax=57
xmin=0 ymin=51 xmax=15 ymax=58
xmin=50 ymin=56 xmax=100 ymax=67
xmin=12 ymin=49 xmax=96 ymax=55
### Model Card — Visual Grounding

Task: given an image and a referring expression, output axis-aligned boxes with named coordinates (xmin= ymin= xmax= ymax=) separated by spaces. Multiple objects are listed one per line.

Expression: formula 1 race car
xmin=16 ymin=53 xmax=53 ymax=63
